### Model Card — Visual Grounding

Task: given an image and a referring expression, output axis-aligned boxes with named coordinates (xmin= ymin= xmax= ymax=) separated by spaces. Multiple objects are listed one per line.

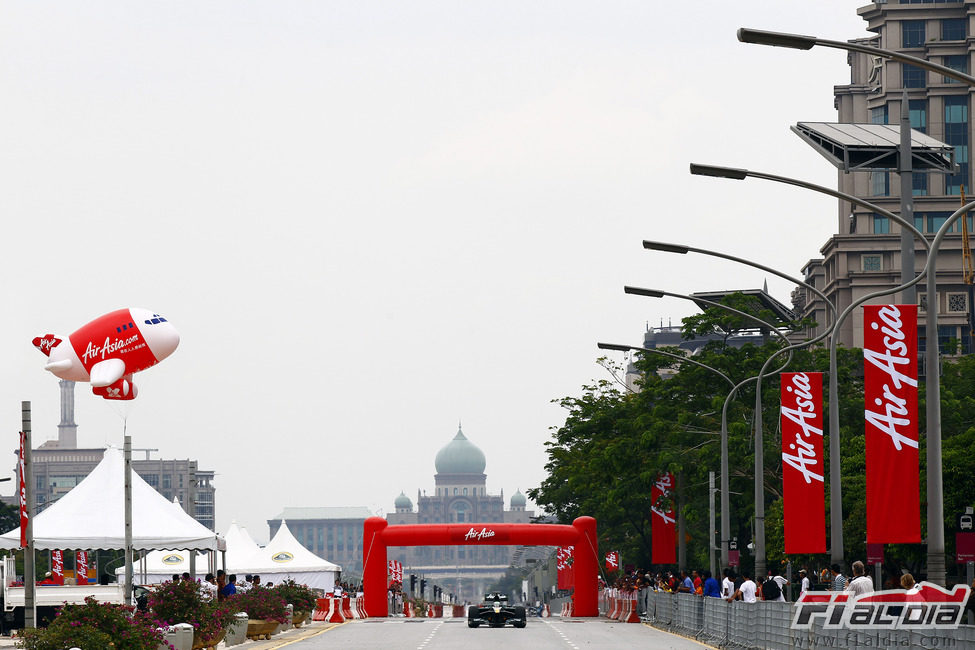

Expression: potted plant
xmin=228 ymin=586 xmax=289 ymax=640
xmin=272 ymin=579 xmax=317 ymax=627
xmin=148 ymin=579 xmax=236 ymax=650
xmin=17 ymin=596 xmax=164 ymax=650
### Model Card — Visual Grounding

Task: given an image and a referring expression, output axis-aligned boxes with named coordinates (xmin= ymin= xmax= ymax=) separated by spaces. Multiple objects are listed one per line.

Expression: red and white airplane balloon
xmin=32 ymin=308 xmax=179 ymax=400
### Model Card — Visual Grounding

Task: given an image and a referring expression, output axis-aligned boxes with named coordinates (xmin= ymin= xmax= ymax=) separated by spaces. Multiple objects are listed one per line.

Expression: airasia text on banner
xmin=651 ymin=472 xmax=677 ymax=564
xmin=556 ymin=546 xmax=574 ymax=589
xmin=780 ymin=371 xmax=826 ymax=554
xmin=18 ymin=432 xmax=27 ymax=549
xmin=863 ymin=304 xmax=921 ymax=543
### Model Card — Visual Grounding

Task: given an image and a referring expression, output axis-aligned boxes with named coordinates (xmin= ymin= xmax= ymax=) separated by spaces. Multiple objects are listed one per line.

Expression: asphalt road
xmin=260 ymin=617 xmax=713 ymax=650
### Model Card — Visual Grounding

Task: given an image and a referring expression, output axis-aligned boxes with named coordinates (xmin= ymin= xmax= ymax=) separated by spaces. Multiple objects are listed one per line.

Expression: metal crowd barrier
xmin=645 ymin=591 xmax=975 ymax=649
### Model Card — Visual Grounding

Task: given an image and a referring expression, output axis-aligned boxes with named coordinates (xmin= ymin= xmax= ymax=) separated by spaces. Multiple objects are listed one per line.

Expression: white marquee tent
xmin=229 ymin=521 xmax=340 ymax=591
xmin=0 ymin=447 xmax=219 ymax=552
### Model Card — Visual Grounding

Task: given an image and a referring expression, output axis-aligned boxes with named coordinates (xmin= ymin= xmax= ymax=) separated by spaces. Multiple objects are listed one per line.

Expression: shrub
xmin=228 ymin=585 xmax=289 ymax=623
xmin=148 ymin=579 xmax=236 ymax=645
xmin=272 ymin=579 xmax=317 ymax=612
xmin=17 ymin=596 xmax=164 ymax=650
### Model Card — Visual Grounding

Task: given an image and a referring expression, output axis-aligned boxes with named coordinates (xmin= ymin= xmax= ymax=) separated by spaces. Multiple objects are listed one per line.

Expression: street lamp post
xmin=597 ymin=341 xmax=735 ymax=579
xmin=623 ymin=286 xmax=801 ymax=576
xmin=737 ymin=24 xmax=975 ymax=587
xmin=641 ymin=240 xmax=836 ymax=572
xmin=690 ymin=163 xmax=927 ymax=567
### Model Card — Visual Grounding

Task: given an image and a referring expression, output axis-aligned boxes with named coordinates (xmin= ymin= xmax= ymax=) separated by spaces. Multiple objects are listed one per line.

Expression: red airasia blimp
xmin=32 ymin=308 xmax=179 ymax=400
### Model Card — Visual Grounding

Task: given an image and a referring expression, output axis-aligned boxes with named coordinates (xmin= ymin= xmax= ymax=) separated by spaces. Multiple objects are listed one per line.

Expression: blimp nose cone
xmin=130 ymin=308 xmax=180 ymax=361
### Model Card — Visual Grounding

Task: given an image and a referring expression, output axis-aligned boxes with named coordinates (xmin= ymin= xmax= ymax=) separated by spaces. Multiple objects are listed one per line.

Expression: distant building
xmin=386 ymin=425 xmax=533 ymax=602
xmin=792 ymin=0 xmax=975 ymax=358
xmin=266 ymin=506 xmax=373 ymax=576
xmin=9 ymin=380 xmax=216 ymax=530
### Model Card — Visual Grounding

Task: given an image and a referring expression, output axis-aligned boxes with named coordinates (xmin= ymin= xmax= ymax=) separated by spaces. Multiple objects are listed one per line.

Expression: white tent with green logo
xmin=234 ymin=520 xmax=340 ymax=591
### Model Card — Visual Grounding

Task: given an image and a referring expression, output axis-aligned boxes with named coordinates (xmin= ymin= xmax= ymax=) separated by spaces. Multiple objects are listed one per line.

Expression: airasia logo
xmin=864 ymin=305 xmax=918 ymax=451
xmin=651 ymin=474 xmax=675 ymax=524
xmin=464 ymin=527 xmax=495 ymax=541
xmin=82 ymin=334 xmax=140 ymax=364
xmin=781 ymin=372 xmax=824 ymax=484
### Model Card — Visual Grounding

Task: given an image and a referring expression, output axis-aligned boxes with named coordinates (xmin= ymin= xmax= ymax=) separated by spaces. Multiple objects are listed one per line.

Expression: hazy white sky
xmin=1 ymin=1 xmax=869 ymax=544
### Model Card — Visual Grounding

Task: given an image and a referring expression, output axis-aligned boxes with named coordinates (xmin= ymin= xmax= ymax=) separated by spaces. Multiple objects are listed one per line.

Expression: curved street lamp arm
xmin=624 ymin=286 xmax=793 ymax=345
xmin=737 ymin=28 xmax=975 ymax=87
xmin=689 ymin=164 xmax=930 ymax=251
xmin=597 ymin=342 xmax=736 ymax=389
xmin=642 ymin=239 xmax=837 ymax=320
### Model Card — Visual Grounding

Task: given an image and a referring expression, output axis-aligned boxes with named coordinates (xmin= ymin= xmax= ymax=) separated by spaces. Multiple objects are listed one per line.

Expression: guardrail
xmin=644 ymin=591 xmax=975 ymax=649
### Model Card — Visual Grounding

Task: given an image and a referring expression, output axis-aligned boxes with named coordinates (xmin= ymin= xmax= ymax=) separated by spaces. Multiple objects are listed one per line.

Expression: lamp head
xmin=737 ymin=28 xmax=817 ymax=50
xmin=690 ymin=163 xmax=748 ymax=180
xmin=623 ymin=286 xmax=665 ymax=298
xmin=643 ymin=240 xmax=689 ymax=254
xmin=597 ymin=342 xmax=634 ymax=352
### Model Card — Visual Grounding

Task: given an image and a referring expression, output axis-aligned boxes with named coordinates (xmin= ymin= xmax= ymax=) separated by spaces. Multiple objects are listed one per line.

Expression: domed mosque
xmin=387 ymin=425 xmax=533 ymax=602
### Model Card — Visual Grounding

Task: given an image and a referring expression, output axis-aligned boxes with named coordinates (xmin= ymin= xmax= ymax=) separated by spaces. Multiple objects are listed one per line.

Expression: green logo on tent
xmin=162 ymin=554 xmax=184 ymax=565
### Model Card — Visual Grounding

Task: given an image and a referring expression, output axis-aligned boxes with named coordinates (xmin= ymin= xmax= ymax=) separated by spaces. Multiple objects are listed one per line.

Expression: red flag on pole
xmin=651 ymin=473 xmax=676 ymax=564
xmin=51 ymin=550 xmax=64 ymax=585
xmin=76 ymin=551 xmax=89 ymax=585
xmin=605 ymin=551 xmax=619 ymax=571
xmin=18 ymin=432 xmax=27 ymax=549
xmin=556 ymin=546 xmax=574 ymax=589
xmin=780 ymin=371 xmax=827 ymax=554
xmin=863 ymin=304 xmax=921 ymax=543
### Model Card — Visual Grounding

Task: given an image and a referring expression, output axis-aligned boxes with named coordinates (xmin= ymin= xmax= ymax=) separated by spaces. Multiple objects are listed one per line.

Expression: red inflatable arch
xmin=362 ymin=516 xmax=598 ymax=617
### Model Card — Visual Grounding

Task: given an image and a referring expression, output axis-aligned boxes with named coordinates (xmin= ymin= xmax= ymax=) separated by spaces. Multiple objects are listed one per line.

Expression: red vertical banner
xmin=18 ymin=432 xmax=27 ymax=548
xmin=556 ymin=546 xmax=574 ymax=589
xmin=651 ymin=472 xmax=676 ymax=564
xmin=76 ymin=551 xmax=89 ymax=584
xmin=604 ymin=551 xmax=619 ymax=571
xmin=863 ymin=304 xmax=921 ymax=543
xmin=780 ymin=372 xmax=827 ymax=554
xmin=51 ymin=550 xmax=64 ymax=585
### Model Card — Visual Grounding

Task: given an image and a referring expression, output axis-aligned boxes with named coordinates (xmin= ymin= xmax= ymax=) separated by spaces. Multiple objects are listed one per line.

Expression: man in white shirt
xmin=799 ymin=569 xmax=811 ymax=599
xmin=721 ymin=569 xmax=735 ymax=599
xmin=727 ymin=571 xmax=757 ymax=603
xmin=769 ymin=571 xmax=788 ymax=602
xmin=845 ymin=560 xmax=874 ymax=597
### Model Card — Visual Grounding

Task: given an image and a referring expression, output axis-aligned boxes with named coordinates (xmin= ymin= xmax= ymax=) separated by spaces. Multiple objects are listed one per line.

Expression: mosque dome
xmin=394 ymin=491 xmax=413 ymax=509
xmin=510 ymin=489 xmax=526 ymax=508
xmin=435 ymin=426 xmax=486 ymax=475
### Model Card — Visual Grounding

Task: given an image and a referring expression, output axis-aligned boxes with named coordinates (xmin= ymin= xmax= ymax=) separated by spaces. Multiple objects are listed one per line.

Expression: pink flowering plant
xmin=228 ymin=585 xmax=289 ymax=623
xmin=148 ymin=579 xmax=236 ymax=645
xmin=16 ymin=596 xmax=165 ymax=650
xmin=272 ymin=579 xmax=317 ymax=613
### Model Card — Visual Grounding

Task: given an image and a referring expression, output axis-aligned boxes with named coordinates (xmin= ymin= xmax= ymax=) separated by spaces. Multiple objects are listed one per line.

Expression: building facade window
xmin=948 ymin=292 xmax=968 ymax=312
xmin=872 ymin=171 xmax=890 ymax=196
xmin=943 ymin=54 xmax=969 ymax=83
xmin=862 ymin=254 xmax=882 ymax=271
xmin=902 ymin=20 xmax=926 ymax=48
xmin=909 ymin=99 xmax=927 ymax=132
xmin=945 ymin=96 xmax=969 ymax=194
xmin=873 ymin=215 xmax=890 ymax=234
xmin=903 ymin=63 xmax=926 ymax=88
xmin=913 ymin=172 xmax=928 ymax=196
xmin=919 ymin=293 xmax=928 ymax=313
xmin=942 ymin=18 xmax=966 ymax=41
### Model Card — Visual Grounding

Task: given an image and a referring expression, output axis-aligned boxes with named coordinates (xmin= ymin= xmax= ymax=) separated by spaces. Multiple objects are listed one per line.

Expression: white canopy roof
xmin=0 ymin=447 xmax=218 ymax=551
xmin=224 ymin=521 xmax=340 ymax=591
xmin=116 ymin=549 xmax=220 ymax=584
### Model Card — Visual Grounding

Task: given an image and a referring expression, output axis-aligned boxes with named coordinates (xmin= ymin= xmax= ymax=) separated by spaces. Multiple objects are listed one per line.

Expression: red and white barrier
xmin=326 ymin=596 xmax=346 ymax=623
xmin=624 ymin=593 xmax=640 ymax=623
xmin=341 ymin=596 xmax=353 ymax=620
xmin=609 ymin=594 xmax=620 ymax=620
xmin=452 ymin=605 xmax=466 ymax=618
xmin=313 ymin=597 xmax=330 ymax=621
xmin=542 ymin=603 xmax=551 ymax=617
xmin=404 ymin=601 xmax=414 ymax=618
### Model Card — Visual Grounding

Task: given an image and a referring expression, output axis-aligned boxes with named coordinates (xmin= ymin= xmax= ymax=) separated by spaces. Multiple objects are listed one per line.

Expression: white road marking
xmin=416 ymin=620 xmax=444 ymax=649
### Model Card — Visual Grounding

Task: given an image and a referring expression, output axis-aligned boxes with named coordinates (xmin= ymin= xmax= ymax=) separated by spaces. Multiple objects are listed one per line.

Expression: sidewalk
xmin=0 ymin=620 xmax=342 ymax=649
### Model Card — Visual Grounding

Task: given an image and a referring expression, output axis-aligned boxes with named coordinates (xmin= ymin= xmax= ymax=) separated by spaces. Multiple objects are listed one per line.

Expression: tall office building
xmin=794 ymin=0 xmax=975 ymax=358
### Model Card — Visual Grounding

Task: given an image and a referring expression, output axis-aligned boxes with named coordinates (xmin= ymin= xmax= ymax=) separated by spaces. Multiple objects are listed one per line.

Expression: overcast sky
xmin=0 ymin=2 xmax=870 ymax=545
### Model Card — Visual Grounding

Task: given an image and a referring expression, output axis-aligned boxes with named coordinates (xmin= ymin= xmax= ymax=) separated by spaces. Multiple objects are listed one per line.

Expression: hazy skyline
xmin=1 ymin=1 xmax=869 ymax=544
